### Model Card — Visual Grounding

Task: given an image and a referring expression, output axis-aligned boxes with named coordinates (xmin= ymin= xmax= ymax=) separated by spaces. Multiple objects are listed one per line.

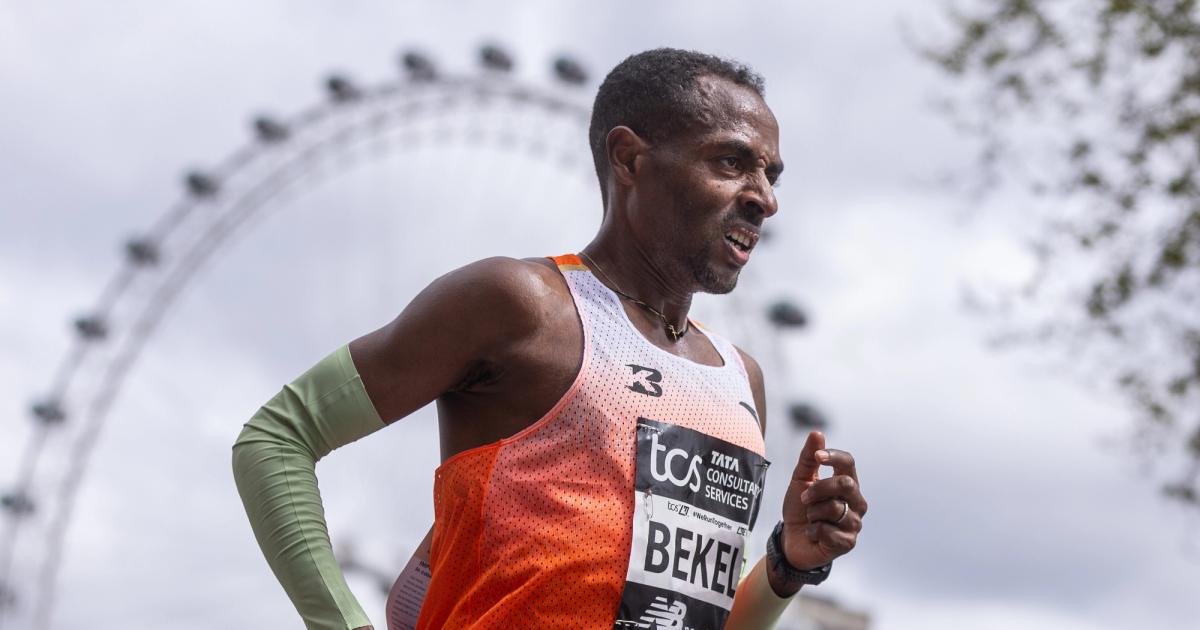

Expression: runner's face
xmin=638 ymin=76 xmax=782 ymax=294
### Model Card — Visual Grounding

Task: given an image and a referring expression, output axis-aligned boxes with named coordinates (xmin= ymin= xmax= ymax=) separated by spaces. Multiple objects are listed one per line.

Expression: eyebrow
xmin=715 ymin=139 xmax=785 ymax=181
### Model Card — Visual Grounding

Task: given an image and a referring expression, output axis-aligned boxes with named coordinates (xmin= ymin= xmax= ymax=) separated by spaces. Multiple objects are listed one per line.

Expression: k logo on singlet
xmin=626 ymin=364 xmax=663 ymax=397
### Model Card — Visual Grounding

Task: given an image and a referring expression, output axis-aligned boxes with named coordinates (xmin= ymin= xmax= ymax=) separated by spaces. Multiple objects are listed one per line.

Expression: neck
xmin=581 ymin=230 xmax=694 ymax=334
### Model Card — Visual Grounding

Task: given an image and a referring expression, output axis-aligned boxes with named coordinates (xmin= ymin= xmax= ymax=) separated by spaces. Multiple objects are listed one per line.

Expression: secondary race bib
xmin=386 ymin=527 xmax=433 ymax=630
xmin=614 ymin=418 xmax=769 ymax=630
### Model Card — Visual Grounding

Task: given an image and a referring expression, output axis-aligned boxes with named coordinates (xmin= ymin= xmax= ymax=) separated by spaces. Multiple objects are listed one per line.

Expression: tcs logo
xmin=649 ymin=430 xmax=702 ymax=492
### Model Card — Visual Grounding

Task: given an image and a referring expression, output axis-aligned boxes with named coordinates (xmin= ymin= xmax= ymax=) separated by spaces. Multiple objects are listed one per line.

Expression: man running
xmin=233 ymin=48 xmax=868 ymax=630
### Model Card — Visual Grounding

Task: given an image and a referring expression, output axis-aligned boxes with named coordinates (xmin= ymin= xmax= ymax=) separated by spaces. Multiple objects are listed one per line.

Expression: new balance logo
xmin=627 ymin=364 xmax=663 ymax=397
xmin=635 ymin=596 xmax=691 ymax=630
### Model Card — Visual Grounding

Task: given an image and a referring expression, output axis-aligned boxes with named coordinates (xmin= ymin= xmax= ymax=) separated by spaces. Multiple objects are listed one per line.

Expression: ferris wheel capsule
xmin=325 ymin=74 xmax=362 ymax=103
xmin=72 ymin=315 xmax=108 ymax=341
xmin=553 ymin=55 xmax=588 ymax=85
xmin=252 ymin=116 xmax=290 ymax=143
xmin=29 ymin=399 xmax=66 ymax=425
xmin=400 ymin=51 xmax=436 ymax=81
xmin=124 ymin=238 xmax=161 ymax=266
xmin=768 ymin=300 xmax=808 ymax=329
xmin=479 ymin=44 xmax=514 ymax=73
xmin=0 ymin=492 xmax=33 ymax=518
xmin=788 ymin=402 xmax=828 ymax=430
xmin=184 ymin=171 xmax=219 ymax=198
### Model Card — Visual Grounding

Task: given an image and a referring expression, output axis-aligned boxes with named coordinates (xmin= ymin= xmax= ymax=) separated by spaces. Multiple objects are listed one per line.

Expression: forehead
xmin=685 ymin=75 xmax=780 ymax=156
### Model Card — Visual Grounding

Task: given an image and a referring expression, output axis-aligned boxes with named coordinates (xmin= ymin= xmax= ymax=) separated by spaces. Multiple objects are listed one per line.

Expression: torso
xmin=412 ymin=255 xmax=767 ymax=629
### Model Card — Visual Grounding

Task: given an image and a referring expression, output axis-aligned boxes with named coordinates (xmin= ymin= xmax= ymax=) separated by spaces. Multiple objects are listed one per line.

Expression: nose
xmin=739 ymin=170 xmax=778 ymax=220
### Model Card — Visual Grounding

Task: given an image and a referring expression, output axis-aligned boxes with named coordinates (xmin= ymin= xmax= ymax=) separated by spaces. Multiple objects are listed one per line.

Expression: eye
xmin=719 ymin=156 xmax=740 ymax=170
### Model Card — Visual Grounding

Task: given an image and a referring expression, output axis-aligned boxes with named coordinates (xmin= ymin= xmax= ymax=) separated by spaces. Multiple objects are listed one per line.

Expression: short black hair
xmin=588 ymin=48 xmax=766 ymax=203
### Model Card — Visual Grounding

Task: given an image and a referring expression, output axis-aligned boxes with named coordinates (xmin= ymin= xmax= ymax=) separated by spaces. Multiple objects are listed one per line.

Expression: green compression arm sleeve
xmin=232 ymin=345 xmax=386 ymax=630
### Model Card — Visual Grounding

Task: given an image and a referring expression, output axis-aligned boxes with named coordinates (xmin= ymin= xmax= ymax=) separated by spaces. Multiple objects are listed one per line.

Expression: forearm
xmin=724 ymin=556 xmax=793 ymax=630
xmin=232 ymin=345 xmax=384 ymax=630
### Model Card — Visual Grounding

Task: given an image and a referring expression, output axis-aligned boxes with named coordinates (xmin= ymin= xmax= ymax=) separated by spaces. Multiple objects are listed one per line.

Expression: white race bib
xmin=614 ymin=418 xmax=769 ymax=629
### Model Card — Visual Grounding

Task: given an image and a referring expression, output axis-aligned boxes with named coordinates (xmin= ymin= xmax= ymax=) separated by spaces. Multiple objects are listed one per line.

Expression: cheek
xmin=681 ymin=182 xmax=738 ymax=221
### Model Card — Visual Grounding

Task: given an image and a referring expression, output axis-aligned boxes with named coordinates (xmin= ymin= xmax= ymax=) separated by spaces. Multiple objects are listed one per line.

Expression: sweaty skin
xmin=235 ymin=74 xmax=867 ymax=630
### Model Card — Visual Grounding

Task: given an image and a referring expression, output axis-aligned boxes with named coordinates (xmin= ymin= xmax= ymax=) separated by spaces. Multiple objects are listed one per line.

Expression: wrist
xmin=764 ymin=558 xmax=803 ymax=598
xmin=765 ymin=520 xmax=831 ymax=597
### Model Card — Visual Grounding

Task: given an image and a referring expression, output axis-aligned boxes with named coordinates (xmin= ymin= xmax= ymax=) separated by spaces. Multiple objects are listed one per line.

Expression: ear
xmin=605 ymin=126 xmax=648 ymax=188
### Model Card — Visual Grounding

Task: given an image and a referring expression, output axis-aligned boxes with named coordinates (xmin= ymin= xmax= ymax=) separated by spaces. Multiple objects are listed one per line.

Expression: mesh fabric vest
xmin=415 ymin=255 xmax=766 ymax=628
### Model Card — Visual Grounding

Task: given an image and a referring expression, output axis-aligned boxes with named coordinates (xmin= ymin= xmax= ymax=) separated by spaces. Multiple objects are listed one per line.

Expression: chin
xmin=684 ymin=245 xmax=742 ymax=294
xmin=693 ymin=264 xmax=740 ymax=295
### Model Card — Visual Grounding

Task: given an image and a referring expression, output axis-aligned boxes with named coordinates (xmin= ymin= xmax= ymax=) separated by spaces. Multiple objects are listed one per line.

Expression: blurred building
xmin=778 ymin=593 xmax=871 ymax=630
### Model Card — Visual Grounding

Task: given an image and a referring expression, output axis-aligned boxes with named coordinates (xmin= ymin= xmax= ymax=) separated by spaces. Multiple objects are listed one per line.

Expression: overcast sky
xmin=2 ymin=2 xmax=1198 ymax=629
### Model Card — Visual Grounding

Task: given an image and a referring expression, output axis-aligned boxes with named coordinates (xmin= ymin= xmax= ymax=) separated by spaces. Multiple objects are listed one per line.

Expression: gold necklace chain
xmin=578 ymin=251 xmax=690 ymax=341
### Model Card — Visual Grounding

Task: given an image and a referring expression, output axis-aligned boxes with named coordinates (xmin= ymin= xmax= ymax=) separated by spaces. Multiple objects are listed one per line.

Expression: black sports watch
xmin=766 ymin=520 xmax=832 ymax=593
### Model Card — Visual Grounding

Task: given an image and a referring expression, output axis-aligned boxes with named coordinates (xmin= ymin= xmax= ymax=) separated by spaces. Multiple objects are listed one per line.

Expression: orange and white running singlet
xmin=413 ymin=255 xmax=768 ymax=629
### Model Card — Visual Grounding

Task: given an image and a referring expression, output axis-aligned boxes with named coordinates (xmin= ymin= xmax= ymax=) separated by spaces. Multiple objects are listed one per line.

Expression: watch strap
xmin=766 ymin=520 xmax=832 ymax=593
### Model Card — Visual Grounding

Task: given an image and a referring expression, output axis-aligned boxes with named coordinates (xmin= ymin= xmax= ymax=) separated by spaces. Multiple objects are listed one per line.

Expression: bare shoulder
xmin=347 ymin=256 xmax=573 ymax=422
xmin=415 ymin=256 xmax=570 ymax=331
xmin=360 ymin=254 xmax=571 ymax=356
xmin=734 ymin=345 xmax=768 ymax=435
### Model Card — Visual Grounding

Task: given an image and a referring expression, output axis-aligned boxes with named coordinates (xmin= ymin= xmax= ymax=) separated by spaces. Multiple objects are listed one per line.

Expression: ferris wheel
xmin=0 ymin=43 xmax=816 ymax=629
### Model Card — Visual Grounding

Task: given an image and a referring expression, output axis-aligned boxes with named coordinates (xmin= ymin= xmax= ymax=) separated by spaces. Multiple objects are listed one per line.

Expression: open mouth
xmin=725 ymin=227 xmax=758 ymax=253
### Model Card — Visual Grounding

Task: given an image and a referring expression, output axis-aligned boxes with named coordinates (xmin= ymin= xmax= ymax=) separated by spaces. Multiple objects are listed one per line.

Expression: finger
xmin=799 ymin=475 xmax=868 ymax=515
xmin=806 ymin=522 xmax=857 ymax=555
xmin=805 ymin=499 xmax=862 ymax=533
xmin=791 ymin=431 xmax=826 ymax=483
xmin=818 ymin=448 xmax=859 ymax=484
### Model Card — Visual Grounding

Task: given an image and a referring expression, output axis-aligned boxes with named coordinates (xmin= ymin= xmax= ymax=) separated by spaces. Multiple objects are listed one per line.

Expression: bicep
xmin=348 ymin=257 xmax=541 ymax=423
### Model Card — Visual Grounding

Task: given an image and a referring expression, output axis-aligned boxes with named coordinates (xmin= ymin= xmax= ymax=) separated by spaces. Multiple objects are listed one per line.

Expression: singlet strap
xmin=726 ymin=341 xmax=752 ymax=382
xmin=548 ymin=254 xmax=588 ymax=270
xmin=693 ymin=321 xmax=752 ymax=381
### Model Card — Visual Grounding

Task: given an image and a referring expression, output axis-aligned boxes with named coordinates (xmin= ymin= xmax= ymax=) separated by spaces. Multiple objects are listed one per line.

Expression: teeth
xmin=726 ymin=231 xmax=753 ymax=250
